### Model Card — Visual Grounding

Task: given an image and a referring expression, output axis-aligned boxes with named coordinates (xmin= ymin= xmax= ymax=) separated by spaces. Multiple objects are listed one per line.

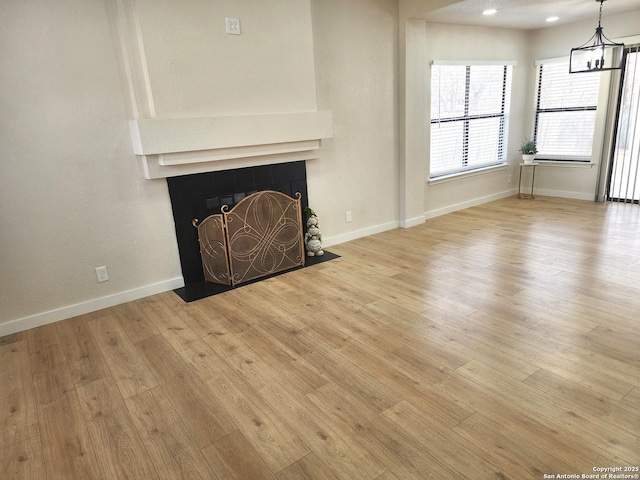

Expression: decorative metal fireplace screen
xmin=192 ymin=190 xmax=305 ymax=286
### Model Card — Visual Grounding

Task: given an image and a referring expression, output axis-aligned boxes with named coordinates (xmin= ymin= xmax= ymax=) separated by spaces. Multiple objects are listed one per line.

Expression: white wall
xmin=425 ymin=23 xmax=533 ymax=215
xmin=120 ymin=0 xmax=398 ymax=244
xmin=399 ymin=10 xmax=640 ymax=214
xmin=0 ymin=0 xmax=399 ymax=335
xmin=130 ymin=0 xmax=318 ymax=118
xmin=528 ymin=11 xmax=640 ymax=200
xmin=310 ymin=0 xmax=399 ymax=244
xmin=401 ymin=22 xmax=530 ymax=218
xmin=0 ymin=0 xmax=183 ymax=334
xmin=3 ymin=0 xmax=635 ymax=336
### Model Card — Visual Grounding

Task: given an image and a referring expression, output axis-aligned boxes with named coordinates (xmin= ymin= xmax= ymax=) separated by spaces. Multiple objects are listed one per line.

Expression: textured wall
xmin=0 ymin=0 xmax=400 ymax=333
xmin=420 ymin=22 xmax=530 ymax=215
xmin=529 ymin=11 xmax=640 ymax=200
xmin=130 ymin=0 xmax=318 ymax=117
xmin=309 ymin=0 xmax=399 ymax=243
xmin=0 ymin=0 xmax=182 ymax=330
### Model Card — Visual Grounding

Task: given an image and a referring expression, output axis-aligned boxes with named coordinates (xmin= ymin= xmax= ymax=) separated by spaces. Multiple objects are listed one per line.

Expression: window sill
xmin=428 ymin=163 xmax=508 ymax=185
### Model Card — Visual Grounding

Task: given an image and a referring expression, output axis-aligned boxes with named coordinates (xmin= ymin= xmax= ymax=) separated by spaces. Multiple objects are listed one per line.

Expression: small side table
xmin=518 ymin=162 xmax=539 ymax=199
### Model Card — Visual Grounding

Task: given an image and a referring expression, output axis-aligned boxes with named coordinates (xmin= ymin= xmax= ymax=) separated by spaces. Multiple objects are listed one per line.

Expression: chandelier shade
xmin=569 ymin=0 xmax=624 ymax=74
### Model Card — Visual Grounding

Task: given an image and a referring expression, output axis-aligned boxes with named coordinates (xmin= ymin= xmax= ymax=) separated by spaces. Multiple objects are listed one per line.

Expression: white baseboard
xmin=5 ymin=186 xmax=598 ymax=338
xmin=323 ymin=220 xmax=399 ymax=248
xmin=400 ymin=215 xmax=426 ymax=228
xmin=324 ymin=190 xmax=517 ymax=247
xmin=424 ymin=188 xmax=516 ymax=220
xmin=0 ymin=277 xmax=185 ymax=337
xmin=533 ymin=188 xmax=596 ymax=202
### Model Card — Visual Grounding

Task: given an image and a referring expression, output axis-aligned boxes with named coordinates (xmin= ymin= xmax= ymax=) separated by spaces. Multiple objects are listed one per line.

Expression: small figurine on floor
xmin=303 ymin=207 xmax=324 ymax=257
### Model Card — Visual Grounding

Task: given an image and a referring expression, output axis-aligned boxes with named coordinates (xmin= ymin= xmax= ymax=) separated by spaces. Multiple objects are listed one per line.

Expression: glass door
xmin=607 ymin=45 xmax=640 ymax=202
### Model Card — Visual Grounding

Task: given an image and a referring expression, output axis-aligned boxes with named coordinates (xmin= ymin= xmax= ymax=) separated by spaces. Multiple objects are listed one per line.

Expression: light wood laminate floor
xmin=2 ymin=196 xmax=640 ymax=479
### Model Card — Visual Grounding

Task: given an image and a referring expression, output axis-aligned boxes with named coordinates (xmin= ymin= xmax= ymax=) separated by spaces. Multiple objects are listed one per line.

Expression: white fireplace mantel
xmin=130 ymin=111 xmax=333 ymax=179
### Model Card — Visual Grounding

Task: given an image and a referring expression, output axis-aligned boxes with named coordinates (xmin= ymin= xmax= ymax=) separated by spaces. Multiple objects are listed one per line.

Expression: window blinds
xmin=534 ymin=60 xmax=600 ymax=161
xmin=430 ymin=64 xmax=512 ymax=178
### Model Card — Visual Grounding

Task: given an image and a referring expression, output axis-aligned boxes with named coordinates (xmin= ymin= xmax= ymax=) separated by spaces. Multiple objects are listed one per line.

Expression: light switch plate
xmin=225 ymin=17 xmax=241 ymax=35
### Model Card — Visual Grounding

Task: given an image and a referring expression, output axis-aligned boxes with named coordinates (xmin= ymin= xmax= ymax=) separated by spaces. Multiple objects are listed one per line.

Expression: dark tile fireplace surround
xmin=167 ymin=161 xmax=335 ymax=302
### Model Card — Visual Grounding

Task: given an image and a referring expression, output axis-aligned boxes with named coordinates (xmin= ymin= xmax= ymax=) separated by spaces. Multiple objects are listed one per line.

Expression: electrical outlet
xmin=345 ymin=211 xmax=352 ymax=223
xmin=507 ymin=174 xmax=512 ymax=184
xmin=225 ymin=17 xmax=241 ymax=35
xmin=95 ymin=266 xmax=109 ymax=283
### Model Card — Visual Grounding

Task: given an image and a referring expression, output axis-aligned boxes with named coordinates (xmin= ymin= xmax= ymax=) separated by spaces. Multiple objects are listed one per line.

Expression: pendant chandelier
xmin=569 ymin=0 xmax=624 ymax=73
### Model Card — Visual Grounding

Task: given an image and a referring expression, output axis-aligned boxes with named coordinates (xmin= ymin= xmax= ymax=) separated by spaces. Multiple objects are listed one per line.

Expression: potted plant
xmin=519 ymin=139 xmax=538 ymax=164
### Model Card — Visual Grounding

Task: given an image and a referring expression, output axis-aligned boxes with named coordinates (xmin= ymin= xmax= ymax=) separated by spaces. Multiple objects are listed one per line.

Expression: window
xmin=534 ymin=58 xmax=600 ymax=161
xmin=430 ymin=62 xmax=513 ymax=179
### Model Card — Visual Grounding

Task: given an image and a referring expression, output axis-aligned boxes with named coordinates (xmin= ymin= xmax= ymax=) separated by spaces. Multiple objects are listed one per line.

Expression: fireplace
xmin=113 ymin=0 xmax=334 ymax=301
xmin=167 ymin=161 xmax=309 ymax=300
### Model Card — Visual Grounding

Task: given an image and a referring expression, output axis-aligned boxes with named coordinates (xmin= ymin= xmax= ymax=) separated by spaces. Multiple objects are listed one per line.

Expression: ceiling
xmin=423 ymin=0 xmax=640 ymax=30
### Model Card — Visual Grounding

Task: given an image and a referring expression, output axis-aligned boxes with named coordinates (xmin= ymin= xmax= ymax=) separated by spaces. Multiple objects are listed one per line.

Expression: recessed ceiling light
xmin=483 ymin=9 xmax=497 ymax=16
xmin=546 ymin=16 xmax=559 ymax=22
